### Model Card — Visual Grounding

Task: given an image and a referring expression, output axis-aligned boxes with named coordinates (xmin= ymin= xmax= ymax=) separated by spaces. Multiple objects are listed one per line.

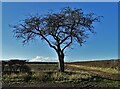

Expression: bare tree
xmin=12 ymin=7 xmax=102 ymax=72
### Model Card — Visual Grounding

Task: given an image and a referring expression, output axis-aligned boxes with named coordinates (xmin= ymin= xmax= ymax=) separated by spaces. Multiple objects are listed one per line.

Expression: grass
xmin=2 ymin=70 xmax=91 ymax=83
xmin=28 ymin=64 xmax=58 ymax=72
xmin=2 ymin=59 xmax=120 ymax=87
xmin=68 ymin=64 xmax=120 ymax=75
xmin=68 ymin=59 xmax=120 ymax=69
xmin=2 ymin=70 xmax=120 ymax=87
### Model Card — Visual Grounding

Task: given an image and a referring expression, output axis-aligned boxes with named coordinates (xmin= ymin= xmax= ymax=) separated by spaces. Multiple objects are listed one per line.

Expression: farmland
xmin=1 ymin=59 xmax=120 ymax=89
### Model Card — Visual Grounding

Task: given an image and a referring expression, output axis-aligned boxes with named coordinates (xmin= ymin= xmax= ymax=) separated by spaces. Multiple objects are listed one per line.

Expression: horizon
xmin=2 ymin=2 xmax=118 ymax=62
xmin=0 ymin=58 xmax=119 ymax=62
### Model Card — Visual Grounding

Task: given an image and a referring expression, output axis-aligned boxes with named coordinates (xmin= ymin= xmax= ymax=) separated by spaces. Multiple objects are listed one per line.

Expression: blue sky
xmin=1 ymin=0 xmax=119 ymax=2
xmin=2 ymin=2 xmax=118 ymax=62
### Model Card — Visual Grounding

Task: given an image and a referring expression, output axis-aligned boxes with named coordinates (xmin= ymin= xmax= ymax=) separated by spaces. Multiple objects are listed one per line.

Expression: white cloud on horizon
xmin=29 ymin=56 xmax=58 ymax=62
xmin=0 ymin=57 xmax=118 ymax=62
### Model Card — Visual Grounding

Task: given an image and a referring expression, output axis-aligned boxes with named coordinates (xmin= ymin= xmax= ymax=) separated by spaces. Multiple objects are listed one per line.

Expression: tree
xmin=12 ymin=7 xmax=102 ymax=72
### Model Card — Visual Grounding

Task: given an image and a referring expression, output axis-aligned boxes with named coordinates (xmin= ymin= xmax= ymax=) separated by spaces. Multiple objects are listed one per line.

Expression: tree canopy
xmin=12 ymin=7 xmax=101 ymax=52
xmin=12 ymin=7 xmax=102 ymax=72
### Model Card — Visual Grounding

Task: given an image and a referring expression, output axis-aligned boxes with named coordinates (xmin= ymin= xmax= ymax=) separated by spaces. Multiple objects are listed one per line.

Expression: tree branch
xmin=61 ymin=20 xmax=75 ymax=52
xmin=40 ymin=34 xmax=57 ymax=51
xmin=62 ymin=36 xmax=72 ymax=52
xmin=21 ymin=23 xmax=57 ymax=51
xmin=29 ymin=30 xmax=57 ymax=52
xmin=60 ymin=35 xmax=70 ymax=44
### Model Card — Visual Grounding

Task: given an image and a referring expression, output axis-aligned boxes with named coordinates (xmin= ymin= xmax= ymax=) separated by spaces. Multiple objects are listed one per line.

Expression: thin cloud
xmin=29 ymin=56 xmax=58 ymax=62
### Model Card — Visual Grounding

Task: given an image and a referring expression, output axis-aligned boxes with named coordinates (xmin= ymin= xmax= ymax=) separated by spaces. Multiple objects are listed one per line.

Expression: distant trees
xmin=12 ymin=7 xmax=102 ymax=72
xmin=2 ymin=60 xmax=31 ymax=74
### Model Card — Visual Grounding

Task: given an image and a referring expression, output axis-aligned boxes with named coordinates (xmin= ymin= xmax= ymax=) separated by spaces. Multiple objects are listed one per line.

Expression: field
xmin=2 ymin=59 xmax=120 ymax=89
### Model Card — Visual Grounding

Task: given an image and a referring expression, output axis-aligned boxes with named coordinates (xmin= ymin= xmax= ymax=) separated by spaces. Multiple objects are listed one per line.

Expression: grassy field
xmin=2 ymin=59 xmax=120 ymax=89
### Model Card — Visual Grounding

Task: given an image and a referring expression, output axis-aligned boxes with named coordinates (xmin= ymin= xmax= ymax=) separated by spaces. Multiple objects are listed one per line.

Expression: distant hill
xmin=1 ymin=59 xmax=120 ymax=69
xmin=66 ymin=59 xmax=120 ymax=69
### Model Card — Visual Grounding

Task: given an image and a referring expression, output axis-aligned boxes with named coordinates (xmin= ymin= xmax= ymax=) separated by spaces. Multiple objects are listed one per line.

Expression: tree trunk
xmin=58 ymin=52 xmax=64 ymax=72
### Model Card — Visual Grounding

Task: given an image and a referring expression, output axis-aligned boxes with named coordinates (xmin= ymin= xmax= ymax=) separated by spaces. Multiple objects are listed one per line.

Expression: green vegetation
xmin=2 ymin=69 xmax=120 ymax=87
xmin=68 ymin=59 xmax=120 ymax=69
xmin=2 ymin=59 xmax=120 ymax=88
xmin=68 ymin=64 xmax=120 ymax=75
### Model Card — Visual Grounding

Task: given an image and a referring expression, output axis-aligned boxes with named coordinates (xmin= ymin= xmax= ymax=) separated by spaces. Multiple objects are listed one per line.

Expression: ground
xmin=1 ymin=59 xmax=120 ymax=89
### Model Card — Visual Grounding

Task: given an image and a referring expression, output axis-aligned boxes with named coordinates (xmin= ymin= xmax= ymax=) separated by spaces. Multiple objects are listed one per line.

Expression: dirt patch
xmin=2 ymin=82 xmax=120 ymax=89
xmin=88 ymin=70 xmax=120 ymax=80
xmin=66 ymin=65 xmax=120 ymax=81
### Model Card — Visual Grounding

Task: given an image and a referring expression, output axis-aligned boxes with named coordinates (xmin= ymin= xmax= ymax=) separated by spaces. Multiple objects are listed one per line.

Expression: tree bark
xmin=58 ymin=51 xmax=64 ymax=72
